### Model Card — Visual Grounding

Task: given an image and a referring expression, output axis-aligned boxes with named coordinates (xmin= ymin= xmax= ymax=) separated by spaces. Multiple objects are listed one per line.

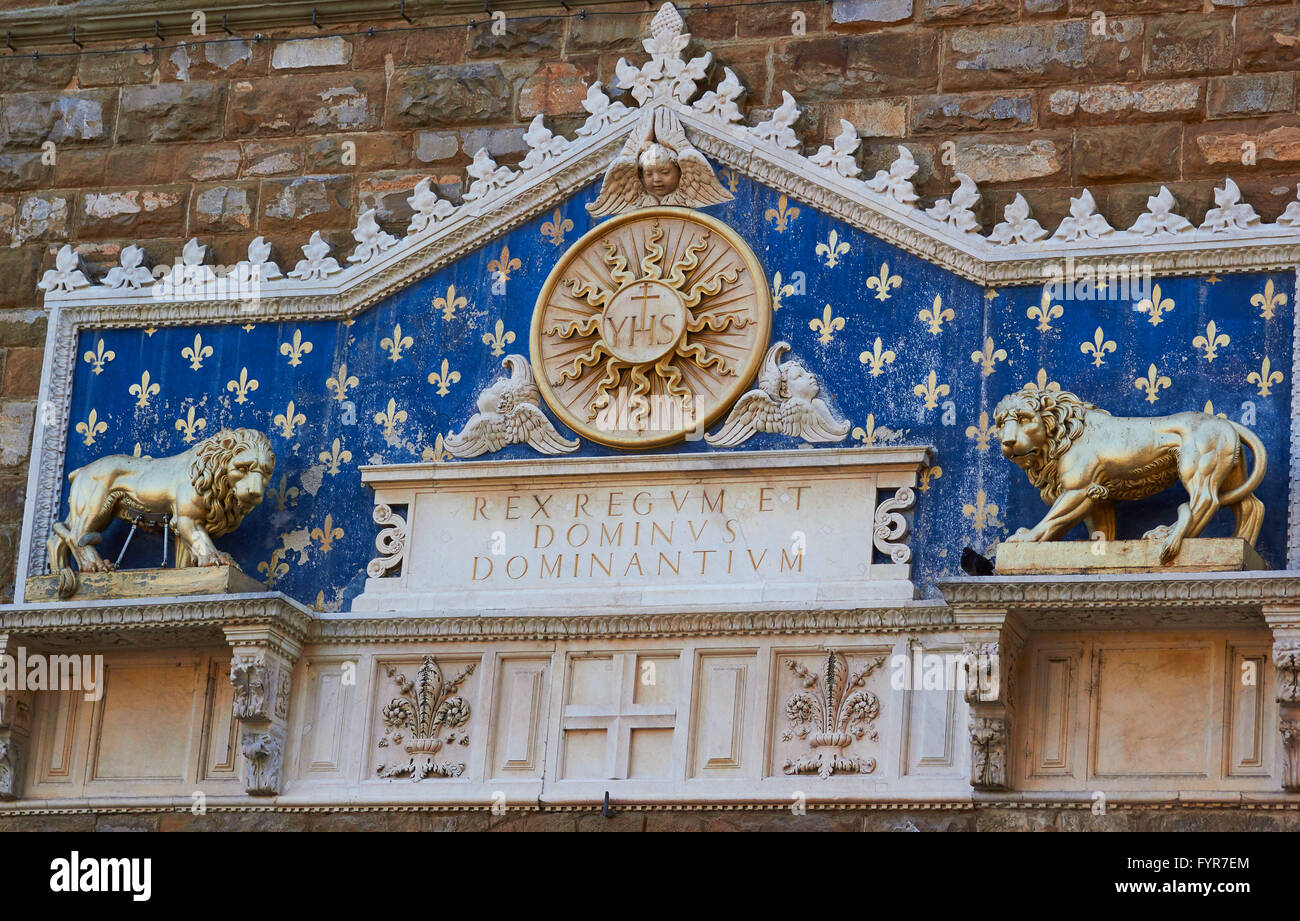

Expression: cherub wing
xmin=669 ymin=147 xmax=734 ymax=208
xmin=444 ymin=412 xmax=508 ymax=459
xmin=704 ymin=389 xmax=779 ymax=447
xmin=508 ymin=404 xmax=579 ymax=455
xmin=787 ymin=398 xmax=851 ymax=443
xmin=587 ymin=156 xmax=643 ymax=217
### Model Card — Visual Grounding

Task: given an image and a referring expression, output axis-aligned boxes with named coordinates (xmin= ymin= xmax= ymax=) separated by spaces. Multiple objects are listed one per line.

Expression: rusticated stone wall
xmin=1 ymin=0 xmax=1297 ymax=599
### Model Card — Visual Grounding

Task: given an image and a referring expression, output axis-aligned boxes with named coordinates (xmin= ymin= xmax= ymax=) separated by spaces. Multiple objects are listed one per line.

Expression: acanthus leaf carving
xmin=289 ymin=231 xmax=342 ymax=281
xmin=240 ymin=725 xmax=284 ymax=796
xmin=969 ymin=715 xmax=1008 ymax=790
xmin=613 ymin=2 xmax=711 ymax=106
xmin=348 ymin=208 xmax=398 ymax=265
xmin=38 ymin=245 xmax=92 ymax=293
xmin=575 ymin=82 xmax=631 ymax=137
xmin=925 ymin=174 xmax=981 ymax=234
xmin=1129 ymin=185 xmax=1193 ymax=236
xmin=691 ymin=65 xmax=745 ymax=128
xmin=406 ymin=177 xmax=455 ymax=235
xmin=236 ymin=235 xmax=283 ymax=283
xmin=520 ymin=114 xmax=570 ymax=172
xmin=1200 ymin=177 xmax=1260 ymax=233
xmin=102 ymin=244 xmax=154 ymax=290
xmin=863 ymin=145 xmax=919 ymax=206
xmin=230 ymin=653 xmax=270 ymax=721
xmin=751 ymin=90 xmax=801 ymax=151
xmin=990 ymin=193 xmax=1047 ymax=245
xmin=1051 ymin=189 xmax=1113 ymax=242
xmin=462 ymin=147 xmax=519 ymax=203
xmin=808 ymin=119 xmax=861 ymax=179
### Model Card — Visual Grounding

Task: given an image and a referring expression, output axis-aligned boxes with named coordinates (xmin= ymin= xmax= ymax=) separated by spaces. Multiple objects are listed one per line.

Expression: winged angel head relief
xmin=705 ymin=342 xmax=850 ymax=448
xmin=444 ymin=355 xmax=580 ymax=458
xmin=588 ymin=108 xmax=734 ymax=218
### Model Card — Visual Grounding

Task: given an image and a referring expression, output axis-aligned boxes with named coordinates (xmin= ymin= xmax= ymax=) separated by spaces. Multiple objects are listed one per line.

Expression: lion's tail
xmin=50 ymin=522 xmax=78 ymax=599
xmin=1220 ymin=421 xmax=1267 ymax=508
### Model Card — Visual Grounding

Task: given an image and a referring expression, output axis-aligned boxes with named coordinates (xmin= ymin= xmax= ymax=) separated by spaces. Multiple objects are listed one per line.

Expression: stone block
xmin=116 ymin=83 xmax=226 ymax=144
xmin=75 ymin=187 xmax=189 ymax=239
xmin=0 ymin=90 xmax=116 ymax=150
xmin=1207 ymin=73 xmax=1294 ymax=119
xmin=259 ymin=175 xmax=353 ymax=232
xmin=910 ymin=91 xmax=1033 ymax=134
xmin=191 ymin=182 xmax=258 ymax=232
xmin=387 ymin=63 xmax=510 ymax=128
xmin=943 ymin=18 xmax=1141 ymax=90
xmin=272 ymin=36 xmax=352 ymax=70
xmin=229 ymin=74 xmax=384 ymax=136
xmin=25 ymin=564 xmax=264 ymax=603
xmin=832 ymin=0 xmax=913 ymax=23
xmin=1145 ymin=15 xmax=1233 ymax=77
xmin=994 ymin=537 xmax=1267 ymax=574
xmin=1073 ymin=123 xmax=1183 ymax=182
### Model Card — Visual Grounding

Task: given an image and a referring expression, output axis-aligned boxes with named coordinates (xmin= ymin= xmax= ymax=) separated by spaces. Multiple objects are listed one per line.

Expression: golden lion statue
xmin=992 ymin=387 xmax=1265 ymax=563
xmin=48 ymin=428 xmax=275 ymax=598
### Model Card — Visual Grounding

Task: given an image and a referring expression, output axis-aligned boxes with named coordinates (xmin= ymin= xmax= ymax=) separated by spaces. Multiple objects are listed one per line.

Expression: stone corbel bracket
xmin=0 ymin=633 xmax=33 ymax=801
xmin=1263 ymin=607 xmax=1300 ymax=792
xmin=223 ymin=622 xmax=303 ymax=797
xmin=952 ymin=607 xmax=1025 ymax=793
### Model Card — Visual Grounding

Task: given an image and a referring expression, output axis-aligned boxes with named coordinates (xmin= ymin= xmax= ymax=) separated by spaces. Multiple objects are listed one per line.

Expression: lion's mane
xmin=188 ymin=428 xmax=273 ymax=537
xmin=992 ymin=388 xmax=1105 ymax=502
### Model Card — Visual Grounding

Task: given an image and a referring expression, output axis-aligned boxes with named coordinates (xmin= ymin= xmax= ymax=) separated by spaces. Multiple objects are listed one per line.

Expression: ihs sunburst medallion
xmin=531 ymin=207 xmax=770 ymax=448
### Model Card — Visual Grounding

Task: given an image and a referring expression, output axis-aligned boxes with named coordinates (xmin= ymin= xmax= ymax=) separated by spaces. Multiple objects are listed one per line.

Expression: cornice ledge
xmin=937 ymin=571 xmax=1300 ymax=612
xmin=309 ymin=603 xmax=955 ymax=643
xmin=0 ymin=592 xmax=313 ymax=642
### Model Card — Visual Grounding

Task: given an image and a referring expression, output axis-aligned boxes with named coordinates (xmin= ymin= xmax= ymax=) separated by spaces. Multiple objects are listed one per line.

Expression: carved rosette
xmin=873 ymin=487 xmax=915 ymax=564
xmin=366 ymin=503 xmax=408 ymax=579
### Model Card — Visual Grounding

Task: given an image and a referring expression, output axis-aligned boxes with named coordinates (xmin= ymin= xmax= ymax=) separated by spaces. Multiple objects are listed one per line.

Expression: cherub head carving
xmin=705 ymin=342 xmax=850 ymax=448
xmin=637 ymin=142 xmax=681 ymax=197
xmin=588 ymin=108 xmax=733 ymax=217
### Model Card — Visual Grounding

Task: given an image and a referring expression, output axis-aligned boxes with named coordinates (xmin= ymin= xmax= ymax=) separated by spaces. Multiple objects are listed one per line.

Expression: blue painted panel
xmin=60 ymin=170 xmax=1295 ymax=608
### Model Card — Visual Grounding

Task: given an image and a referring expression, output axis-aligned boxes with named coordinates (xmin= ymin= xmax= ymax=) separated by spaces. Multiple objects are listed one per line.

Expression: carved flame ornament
xmin=531 ymin=207 xmax=770 ymax=449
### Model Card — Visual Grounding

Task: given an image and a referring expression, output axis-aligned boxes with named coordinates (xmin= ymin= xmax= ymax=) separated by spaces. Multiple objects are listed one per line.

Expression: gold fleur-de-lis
xmin=225 ymin=367 xmax=259 ymax=404
xmin=1247 ymin=356 xmax=1283 ymax=397
xmin=427 ymin=358 xmax=461 ymax=396
xmin=864 ymin=262 xmax=902 ymax=301
xmin=129 ymin=370 xmax=159 ymax=408
xmin=1023 ymin=368 xmax=1060 ymax=392
xmin=381 ymin=323 xmax=414 ymax=362
xmin=482 ymin=318 xmax=516 ymax=357
xmin=1192 ymin=321 xmax=1229 ymax=362
xmin=421 ymin=433 xmax=452 ymax=463
xmin=1134 ymin=363 xmax=1171 ymax=403
xmin=764 ymin=194 xmax=800 ymax=233
xmin=434 ymin=285 xmax=467 ymax=321
xmin=965 ymin=411 xmax=993 ymax=452
xmin=318 ymin=437 xmax=353 ymax=475
xmin=267 ymin=474 xmax=299 ymax=511
xmin=851 ymin=413 xmax=886 ymax=445
xmin=540 ymin=208 xmax=574 ymax=246
xmin=918 ymin=295 xmax=953 ymax=335
xmin=1080 ymin=327 xmax=1117 ymax=368
xmin=1027 ymin=290 xmax=1063 ymax=332
xmin=1203 ymin=400 xmax=1227 ymax=419
xmin=182 ymin=333 xmax=213 ymax=370
xmin=83 ymin=338 xmax=115 ymax=375
xmin=326 ymin=363 xmax=359 ymax=402
xmin=815 ymin=229 xmax=851 ymax=268
xmin=487 ymin=246 xmax=522 ymax=284
xmin=75 ymin=408 xmax=107 ymax=446
xmin=273 ymin=400 xmax=306 ymax=438
xmin=719 ymin=168 xmax=740 ymax=193
xmin=311 ymin=514 xmax=344 ymax=553
xmin=918 ymin=465 xmax=943 ymax=493
xmin=279 ymin=329 xmax=313 ymax=367
xmin=1135 ymin=284 xmax=1174 ymax=326
xmin=771 ymin=272 xmax=796 ymax=311
xmin=970 ymin=337 xmax=1006 ymax=377
xmin=257 ymin=548 xmax=288 ymax=589
xmin=1251 ymin=279 xmax=1286 ymax=320
xmin=858 ymin=337 xmax=896 ymax=377
xmin=913 ymin=370 xmax=950 ymax=410
xmin=809 ymin=304 xmax=845 ymax=345
xmin=174 ymin=405 xmax=206 ymax=443
xmin=374 ymin=397 xmax=407 ymax=438
xmin=962 ymin=489 xmax=1002 ymax=533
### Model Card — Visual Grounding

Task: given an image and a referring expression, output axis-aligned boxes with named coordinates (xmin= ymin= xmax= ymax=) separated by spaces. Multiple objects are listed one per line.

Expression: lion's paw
xmin=200 ymin=551 xmax=235 ymax=567
xmin=1142 ymin=525 xmax=1173 ymax=542
xmin=1004 ymin=528 xmax=1034 ymax=543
